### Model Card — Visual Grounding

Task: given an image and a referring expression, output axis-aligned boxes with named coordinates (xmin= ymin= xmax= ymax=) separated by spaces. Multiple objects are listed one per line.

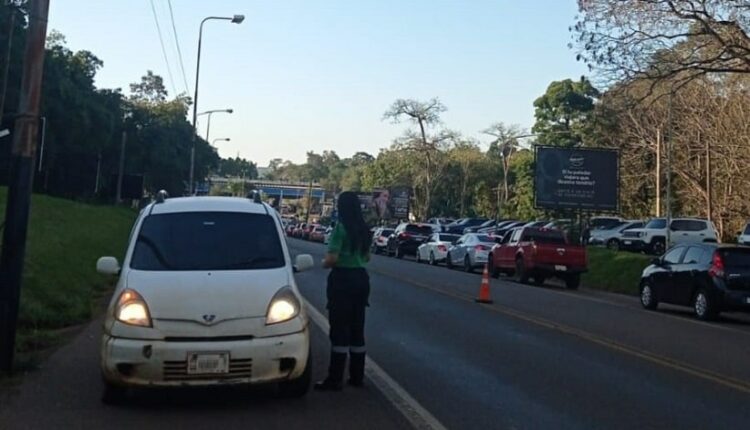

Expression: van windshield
xmin=131 ymin=212 xmax=285 ymax=271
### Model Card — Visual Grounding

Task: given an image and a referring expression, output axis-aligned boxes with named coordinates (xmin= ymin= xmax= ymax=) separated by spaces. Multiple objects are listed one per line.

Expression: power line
xmin=166 ymin=0 xmax=191 ymax=96
xmin=148 ymin=0 xmax=177 ymax=96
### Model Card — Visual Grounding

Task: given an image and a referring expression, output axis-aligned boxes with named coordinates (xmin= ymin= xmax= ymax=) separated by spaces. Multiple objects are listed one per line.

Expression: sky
xmin=48 ymin=0 xmax=588 ymax=166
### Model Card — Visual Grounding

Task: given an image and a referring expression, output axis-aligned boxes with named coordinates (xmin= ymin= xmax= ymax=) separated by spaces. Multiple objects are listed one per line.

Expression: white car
xmin=620 ymin=217 xmax=719 ymax=255
xmin=737 ymin=223 xmax=750 ymax=245
xmin=96 ymin=195 xmax=315 ymax=403
xmin=416 ymin=233 xmax=462 ymax=265
xmin=588 ymin=220 xmax=644 ymax=250
xmin=446 ymin=233 xmax=496 ymax=272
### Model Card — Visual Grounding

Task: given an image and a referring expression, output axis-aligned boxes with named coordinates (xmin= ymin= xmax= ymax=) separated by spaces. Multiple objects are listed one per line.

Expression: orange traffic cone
xmin=475 ymin=264 xmax=494 ymax=304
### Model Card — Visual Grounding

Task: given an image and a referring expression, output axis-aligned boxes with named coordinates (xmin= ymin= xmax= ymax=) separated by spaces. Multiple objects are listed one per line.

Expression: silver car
xmin=446 ymin=233 xmax=496 ymax=273
xmin=589 ymin=220 xmax=644 ymax=250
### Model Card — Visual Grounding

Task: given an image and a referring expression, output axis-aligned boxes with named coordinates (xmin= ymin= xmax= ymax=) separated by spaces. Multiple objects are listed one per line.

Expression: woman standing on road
xmin=316 ymin=191 xmax=371 ymax=391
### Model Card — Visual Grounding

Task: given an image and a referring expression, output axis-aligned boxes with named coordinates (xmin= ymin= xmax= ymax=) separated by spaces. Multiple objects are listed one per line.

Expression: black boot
xmin=314 ymin=352 xmax=346 ymax=391
xmin=348 ymin=352 xmax=366 ymax=387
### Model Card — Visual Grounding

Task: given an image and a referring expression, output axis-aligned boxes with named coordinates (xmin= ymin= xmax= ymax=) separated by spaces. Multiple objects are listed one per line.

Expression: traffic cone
xmin=475 ymin=264 xmax=494 ymax=304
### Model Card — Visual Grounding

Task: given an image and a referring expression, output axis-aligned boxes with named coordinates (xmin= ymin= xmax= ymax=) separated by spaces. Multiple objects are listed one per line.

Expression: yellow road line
xmin=368 ymin=267 xmax=750 ymax=395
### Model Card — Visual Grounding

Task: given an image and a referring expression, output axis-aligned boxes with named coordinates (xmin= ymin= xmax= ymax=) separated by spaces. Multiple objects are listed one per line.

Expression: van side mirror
xmin=294 ymin=254 xmax=314 ymax=273
xmin=96 ymin=257 xmax=120 ymax=275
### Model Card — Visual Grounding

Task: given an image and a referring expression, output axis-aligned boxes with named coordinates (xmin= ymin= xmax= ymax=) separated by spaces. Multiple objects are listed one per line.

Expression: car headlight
xmin=637 ymin=232 xmax=645 ymax=238
xmin=115 ymin=289 xmax=152 ymax=327
xmin=266 ymin=287 xmax=300 ymax=325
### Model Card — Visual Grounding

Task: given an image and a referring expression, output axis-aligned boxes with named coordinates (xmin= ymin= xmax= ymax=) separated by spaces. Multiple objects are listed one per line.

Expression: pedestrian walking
xmin=315 ymin=191 xmax=371 ymax=391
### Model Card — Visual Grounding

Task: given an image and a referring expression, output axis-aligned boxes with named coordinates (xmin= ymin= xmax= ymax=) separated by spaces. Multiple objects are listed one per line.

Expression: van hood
xmin=125 ymin=268 xmax=291 ymax=323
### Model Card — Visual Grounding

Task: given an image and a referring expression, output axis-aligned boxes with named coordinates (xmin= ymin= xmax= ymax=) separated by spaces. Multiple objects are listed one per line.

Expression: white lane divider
xmin=304 ymin=299 xmax=448 ymax=430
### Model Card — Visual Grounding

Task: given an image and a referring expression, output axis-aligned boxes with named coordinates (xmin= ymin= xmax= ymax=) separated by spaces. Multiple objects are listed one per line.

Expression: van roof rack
xmin=155 ymin=190 xmax=169 ymax=203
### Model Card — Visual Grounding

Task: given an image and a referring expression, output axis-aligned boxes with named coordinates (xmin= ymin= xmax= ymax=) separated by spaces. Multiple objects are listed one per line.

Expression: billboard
xmin=534 ymin=146 xmax=619 ymax=212
xmin=355 ymin=187 xmax=411 ymax=224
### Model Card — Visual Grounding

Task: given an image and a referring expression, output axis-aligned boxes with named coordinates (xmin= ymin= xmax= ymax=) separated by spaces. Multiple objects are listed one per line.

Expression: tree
xmin=218 ymin=156 xmax=258 ymax=179
xmin=383 ymin=98 xmax=454 ymax=218
xmin=572 ymin=0 xmax=750 ymax=89
xmin=483 ymin=122 xmax=524 ymax=217
xmin=532 ymin=78 xmax=599 ymax=147
xmin=448 ymin=140 xmax=485 ymax=217
xmin=129 ymin=70 xmax=168 ymax=104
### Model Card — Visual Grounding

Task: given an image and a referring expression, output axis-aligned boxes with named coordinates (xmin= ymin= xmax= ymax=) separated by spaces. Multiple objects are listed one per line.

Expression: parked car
xmin=736 ymin=222 xmax=750 ymax=245
xmin=464 ymin=219 xmax=497 ymax=233
xmin=309 ymin=226 xmax=327 ymax=242
xmin=416 ymin=233 xmax=462 ymax=265
xmin=488 ymin=227 xmax=587 ymax=289
xmin=426 ymin=218 xmax=455 ymax=232
xmin=487 ymin=221 xmax=526 ymax=239
xmin=589 ymin=216 xmax=624 ymax=231
xmin=386 ymin=223 xmax=434 ymax=258
xmin=639 ymin=244 xmax=750 ymax=320
xmin=521 ymin=220 xmax=550 ymax=229
xmin=95 ymin=196 xmax=315 ymax=402
xmin=301 ymin=224 xmax=316 ymax=241
xmin=620 ymin=217 xmax=719 ymax=255
xmin=589 ymin=220 xmax=645 ymax=250
xmin=445 ymin=233 xmax=496 ymax=272
xmin=371 ymin=227 xmax=395 ymax=254
xmin=444 ymin=218 xmax=489 ymax=234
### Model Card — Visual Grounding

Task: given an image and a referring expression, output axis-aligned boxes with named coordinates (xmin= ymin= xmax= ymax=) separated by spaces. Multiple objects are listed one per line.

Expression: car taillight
xmin=475 ymin=245 xmax=488 ymax=251
xmin=709 ymin=251 xmax=725 ymax=278
xmin=437 ymin=245 xmax=447 ymax=252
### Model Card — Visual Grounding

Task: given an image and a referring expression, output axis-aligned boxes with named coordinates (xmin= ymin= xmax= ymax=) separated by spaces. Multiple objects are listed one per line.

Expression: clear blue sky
xmin=48 ymin=0 xmax=588 ymax=166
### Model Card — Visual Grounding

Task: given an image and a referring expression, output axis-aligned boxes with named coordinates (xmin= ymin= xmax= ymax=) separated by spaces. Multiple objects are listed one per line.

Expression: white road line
xmin=303 ymin=299 xmax=448 ymax=430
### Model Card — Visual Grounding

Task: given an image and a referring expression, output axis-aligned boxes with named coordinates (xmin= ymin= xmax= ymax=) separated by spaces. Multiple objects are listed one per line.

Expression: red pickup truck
xmin=488 ymin=227 xmax=587 ymax=289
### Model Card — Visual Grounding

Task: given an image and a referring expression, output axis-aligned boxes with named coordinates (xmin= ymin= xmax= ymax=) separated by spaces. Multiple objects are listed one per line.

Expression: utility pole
xmin=655 ymin=129 xmax=661 ymax=217
xmin=705 ymin=132 xmax=712 ymax=223
xmin=115 ymin=130 xmax=126 ymax=203
xmin=305 ymin=180 xmax=313 ymax=224
xmin=94 ymin=151 xmax=102 ymax=194
xmin=0 ymin=4 xmax=15 ymax=125
xmin=665 ymin=90 xmax=674 ymax=248
xmin=0 ymin=0 xmax=50 ymax=374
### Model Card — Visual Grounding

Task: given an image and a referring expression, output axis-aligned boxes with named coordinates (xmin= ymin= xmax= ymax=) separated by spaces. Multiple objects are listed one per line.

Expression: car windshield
xmin=523 ymin=229 xmax=567 ymax=244
xmin=130 ymin=212 xmax=285 ymax=271
xmin=645 ymin=219 xmax=667 ymax=229
xmin=406 ymin=225 xmax=434 ymax=235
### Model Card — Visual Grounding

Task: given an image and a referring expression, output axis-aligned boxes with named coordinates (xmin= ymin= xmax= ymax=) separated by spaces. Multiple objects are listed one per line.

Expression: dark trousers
xmin=326 ymin=267 xmax=370 ymax=382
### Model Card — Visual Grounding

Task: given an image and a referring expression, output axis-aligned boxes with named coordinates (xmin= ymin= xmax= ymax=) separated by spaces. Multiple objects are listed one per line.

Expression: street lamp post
xmin=188 ymin=14 xmax=244 ymax=195
xmin=212 ymin=137 xmax=230 ymax=146
xmin=198 ymin=108 xmax=233 ymax=142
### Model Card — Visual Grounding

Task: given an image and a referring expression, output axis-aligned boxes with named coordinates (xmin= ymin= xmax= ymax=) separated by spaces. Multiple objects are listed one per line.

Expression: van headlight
xmin=266 ymin=287 xmax=300 ymax=325
xmin=115 ymin=289 xmax=152 ymax=327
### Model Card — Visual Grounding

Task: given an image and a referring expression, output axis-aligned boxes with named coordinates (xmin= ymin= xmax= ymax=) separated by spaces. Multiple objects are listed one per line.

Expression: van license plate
xmin=187 ymin=352 xmax=229 ymax=374
xmin=555 ymin=265 xmax=567 ymax=272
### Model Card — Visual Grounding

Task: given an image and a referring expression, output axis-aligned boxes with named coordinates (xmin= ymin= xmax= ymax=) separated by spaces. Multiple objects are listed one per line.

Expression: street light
xmin=212 ymin=137 xmax=230 ymax=146
xmin=198 ymin=108 xmax=233 ymax=142
xmin=188 ymin=14 xmax=245 ymax=195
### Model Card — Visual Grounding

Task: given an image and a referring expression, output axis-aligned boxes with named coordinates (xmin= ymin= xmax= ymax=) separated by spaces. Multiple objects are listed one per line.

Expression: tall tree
xmin=383 ymin=98 xmax=454 ymax=218
xmin=532 ymin=78 xmax=599 ymax=147
xmin=483 ymin=122 xmax=524 ymax=216
xmin=572 ymin=0 xmax=750 ymax=88
xmin=129 ymin=70 xmax=168 ymax=104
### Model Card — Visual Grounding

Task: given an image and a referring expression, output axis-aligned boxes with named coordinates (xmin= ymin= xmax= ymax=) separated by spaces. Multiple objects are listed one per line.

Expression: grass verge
xmin=582 ymin=247 xmax=653 ymax=295
xmin=0 ymin=188 xmax=136 ymax=370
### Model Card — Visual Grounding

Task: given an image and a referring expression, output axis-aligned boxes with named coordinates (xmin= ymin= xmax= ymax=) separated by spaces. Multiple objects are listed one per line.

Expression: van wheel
xmin=650 ymin=239 xmax=666 ymax=256
xmin=101 ymin=379 xmax=127 ymax=405
xmin=278 ymin=350 xmax=312 ymax=398
xmin=565 ymin=274 xmax=580 ymax=290
xmin=693 ymin=289 xmax=719 ymax=321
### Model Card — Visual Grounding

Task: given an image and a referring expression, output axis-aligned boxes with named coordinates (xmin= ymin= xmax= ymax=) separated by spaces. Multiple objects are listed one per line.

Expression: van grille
xmin=163 ymin=358 xmax=252 ymax=381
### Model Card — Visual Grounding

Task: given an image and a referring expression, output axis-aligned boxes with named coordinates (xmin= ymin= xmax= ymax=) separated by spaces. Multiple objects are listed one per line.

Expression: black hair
xmin=337 ymin=191 xmax=370 ymax=255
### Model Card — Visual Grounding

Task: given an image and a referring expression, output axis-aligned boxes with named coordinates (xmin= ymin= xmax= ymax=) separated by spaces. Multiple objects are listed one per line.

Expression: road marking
xmin=367 ymin=268 xmax=750 ymax=395
xmin=303 ymin=299 xmax=448 ymax=430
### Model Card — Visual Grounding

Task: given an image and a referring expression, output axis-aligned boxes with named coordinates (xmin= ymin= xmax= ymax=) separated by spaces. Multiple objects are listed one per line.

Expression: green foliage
xmin=532 ymin=78 xmax=599 ymax=147
xmin=502 ymin=150 xmax=544 ymax=220
xmin=582 ymin=247 xmax=651 ymax=295
xmin=218 ymin=156 xmax=258 ymax=179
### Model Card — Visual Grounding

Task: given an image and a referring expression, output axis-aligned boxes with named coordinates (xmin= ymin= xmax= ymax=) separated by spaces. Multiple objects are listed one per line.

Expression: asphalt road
xmin=289 ymin=239 xmax=750 ymax=430
xmin=2 ymin=239 xmax=750 ymax=429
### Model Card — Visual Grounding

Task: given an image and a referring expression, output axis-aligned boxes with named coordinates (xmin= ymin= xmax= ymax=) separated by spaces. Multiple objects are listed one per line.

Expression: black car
xmin=639 ymin=244 xmax=750 ymax=320
xmin=464 ymin=219 xmax=497 ymax=233
xmin=488 ymin=221 xmax=526 ymax=240
xmin=444 ymin=218 xmax=489 ymax=234
xmin=386 ymin=223 xmax=434 ymax=258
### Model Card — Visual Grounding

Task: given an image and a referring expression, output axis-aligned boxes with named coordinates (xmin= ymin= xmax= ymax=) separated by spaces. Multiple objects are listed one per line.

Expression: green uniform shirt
xmin=327 ymin=224 xmax=369 ymax=268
